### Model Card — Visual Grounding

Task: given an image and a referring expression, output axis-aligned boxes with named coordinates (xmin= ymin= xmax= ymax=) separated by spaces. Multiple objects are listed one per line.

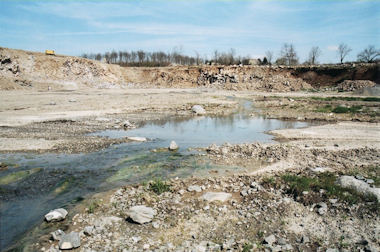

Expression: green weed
xmin=149 ymin=178 xmax=171 ymax=195
xmin=87 ymin=200 xmax=100 ymax=213
xmin=242 ymin=243 xmax=253 ymax=252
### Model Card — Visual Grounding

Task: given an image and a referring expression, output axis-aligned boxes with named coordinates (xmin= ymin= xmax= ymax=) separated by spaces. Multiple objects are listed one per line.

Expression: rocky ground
xmin=24 ymin=101 xmax=379 ymax=252
xmin=33 ymin=141 xmax=379 ymax=251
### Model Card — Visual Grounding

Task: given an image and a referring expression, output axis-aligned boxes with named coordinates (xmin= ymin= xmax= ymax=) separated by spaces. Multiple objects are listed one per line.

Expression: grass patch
xmin=315 ymin=104 xmax=333 ymax=113
xmin=332 ymin=105 xmax=362 ymax=113
xmin=282 ymin=173 xmax=377 ymax=205
xmin=149 ymin=178 xmax=171 ymax=195
xmin=0 ymin=168 xmax=41 ymax=185
xmin=315 ymin=105 xmax=363 ymax=114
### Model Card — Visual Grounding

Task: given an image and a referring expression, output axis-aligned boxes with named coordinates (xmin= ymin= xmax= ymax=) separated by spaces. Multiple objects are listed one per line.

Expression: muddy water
xmin=0 ymin=101 xmax=311 ymax=250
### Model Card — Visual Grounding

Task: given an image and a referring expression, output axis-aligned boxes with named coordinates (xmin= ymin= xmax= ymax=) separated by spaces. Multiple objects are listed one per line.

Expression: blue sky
xmin=0 ymin=0 xmax=379 ymax=63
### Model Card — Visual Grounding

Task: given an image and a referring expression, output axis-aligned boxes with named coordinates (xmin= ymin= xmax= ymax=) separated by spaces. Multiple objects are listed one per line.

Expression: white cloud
xmin=327 ymin=45 xmax=338 ymax=51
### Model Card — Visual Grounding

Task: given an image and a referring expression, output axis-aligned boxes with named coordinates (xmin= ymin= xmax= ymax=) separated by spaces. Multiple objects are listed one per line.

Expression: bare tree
xmin=213 ymin=50 xmax=219 ymax=64
xmin=357 ymin=45 xmax=380 ymax=63
xmin=308 ymin=46 xmax=321 ymax=65
xmin=337 ymin=43 xmax=352 ymax=63
xmin=265 ymin=51 xmax=274 ymax=65
xmin=279 ymin=43 xmax=299 ymax=65
xmin=137 ymin=50 xmax=145 ymax=64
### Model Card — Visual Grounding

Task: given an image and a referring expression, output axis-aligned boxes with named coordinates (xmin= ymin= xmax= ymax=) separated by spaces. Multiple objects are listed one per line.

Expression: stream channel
xmin=0 ymin=100 xmax=312 ymax=251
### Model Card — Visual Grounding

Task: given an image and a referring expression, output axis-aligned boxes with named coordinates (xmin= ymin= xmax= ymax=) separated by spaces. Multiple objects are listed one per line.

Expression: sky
xmin=0 ymin=0 xmax=379 ymax=63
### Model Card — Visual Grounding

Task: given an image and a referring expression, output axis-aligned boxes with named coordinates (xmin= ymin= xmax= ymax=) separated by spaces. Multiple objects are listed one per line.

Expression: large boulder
xmin=128 ymin=205 xmax=156 ymax=224
xmin=201 ymin=192 xmax=232 ymax=202
xmin=336 ymin=176 xmax=380 ymax=201
xmin=169 ymin=141 xmax=179 ymax=151
xmin=192 ymin=105 xmax=206 ymax=115
xmin=59 ymin=232 xmax=81 ymax=250
xmin=45 ymin=208 xmax=68 ymax=222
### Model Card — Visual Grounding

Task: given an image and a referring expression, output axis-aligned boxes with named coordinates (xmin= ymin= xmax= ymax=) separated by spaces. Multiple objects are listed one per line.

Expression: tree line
xmin=81 ymin=44 xmax=379 ymax=67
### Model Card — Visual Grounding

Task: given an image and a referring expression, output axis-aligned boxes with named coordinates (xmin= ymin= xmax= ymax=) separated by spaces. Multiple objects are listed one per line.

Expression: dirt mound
xmin=0 ymin=47 xmax=126 ymax=90
xmin=337 ymin=80 xmax=376 ymax=91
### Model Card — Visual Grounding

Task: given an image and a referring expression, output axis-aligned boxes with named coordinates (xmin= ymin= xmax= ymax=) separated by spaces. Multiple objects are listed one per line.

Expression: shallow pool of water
xmin=0 ymin=100 xmax=312 ymax=250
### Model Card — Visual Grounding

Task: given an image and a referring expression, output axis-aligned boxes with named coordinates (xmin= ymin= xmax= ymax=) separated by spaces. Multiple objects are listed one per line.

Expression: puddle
xmin=0 ymin=100 xmax=313 ymax=250
xmin=89 ymin=102 xmax=309 ymax=149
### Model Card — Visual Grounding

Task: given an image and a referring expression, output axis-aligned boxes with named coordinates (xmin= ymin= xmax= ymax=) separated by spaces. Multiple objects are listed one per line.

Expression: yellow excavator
xmin=45 ymin=50 xmax=55 ymax=55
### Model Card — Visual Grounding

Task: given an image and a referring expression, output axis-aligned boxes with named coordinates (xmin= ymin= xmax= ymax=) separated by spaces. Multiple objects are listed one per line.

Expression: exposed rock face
xmin=128 ymin=205 xmax=156 ymax=224
xmin=191 ymin=105 xmax=206 ymax=115
xmin=336 ymin=176 xmax=380 ymax=201
xmin=45 ymin=208 xmax=68 ymax=222
xmin=58 ymin=232 xmax=81 ymax=250
xmin=201 ymin=192 xmax=232 ymax=202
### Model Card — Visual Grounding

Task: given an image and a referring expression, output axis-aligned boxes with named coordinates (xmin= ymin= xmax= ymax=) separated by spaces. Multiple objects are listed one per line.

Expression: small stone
xmin=329 ymin=198 xmax=338 ymax=204
xmin=334 ymin=144 xmax=339 ymax=147
xmin=143 ymin=244 xmax=150 ymax=249
xmin=240 ymin=190 xmax=248 ymax=197
xmin=355 ymin=175 xmax=364 ymax=180
xmin=283 ymin=244 xmax=293 ymax=250
xmin=169 ymin=141 xmax=179 ymax=151
xmin=178 ymin=189 xmax=185 ymax=195
xmin=192 ymin=105 xmax=206 ymax=115
xmin=96 ymin=117 xmax=111 ymax=122
xmin=201 ymin=192 xmax=232 ymax=202
xmin=131 ymin=236 xmax=141 ymax=243
xmin=45 ymin=208 xmax=68 ymax=222
xmin=51 ymin=230 xmax=65 ymax=241
xmin=366 ymin=179 xmax=374 ymax=184
xmin=264 ymin=234 xmax=276 ymax=245
xmin=187 ymin=185 xmax=202 ymax=193
xmin=250 ymin=182 xmax=262 ymax=191
xmin=152 ymin=222 xmax=160 ymax=229
xmin=59 ymin=232 xmax=80 ymax=250
xmin=301 ymin=235 xmax=310 ymax=243
xmin=83 ymin=226 xmax=94 ymax=236
xmin=277 ymin=237 xmax=287 ymax=245
xmin=326 ymin=249 xmax=339 ymax=252
xmin=316 ymin=202 xmax=328 ymax=215
xmin=127 ymin=136 xmax=147 ymax=142
xmin=128 ymin=205 xmax=156 ymax=224
xmin=123 ymin=120 xmax=135 ymax=129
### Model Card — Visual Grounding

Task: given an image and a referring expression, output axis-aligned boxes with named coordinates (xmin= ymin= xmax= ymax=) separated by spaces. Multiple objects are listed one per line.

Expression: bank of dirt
xmin=1 ymin=47 xmax=378 ymax=92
